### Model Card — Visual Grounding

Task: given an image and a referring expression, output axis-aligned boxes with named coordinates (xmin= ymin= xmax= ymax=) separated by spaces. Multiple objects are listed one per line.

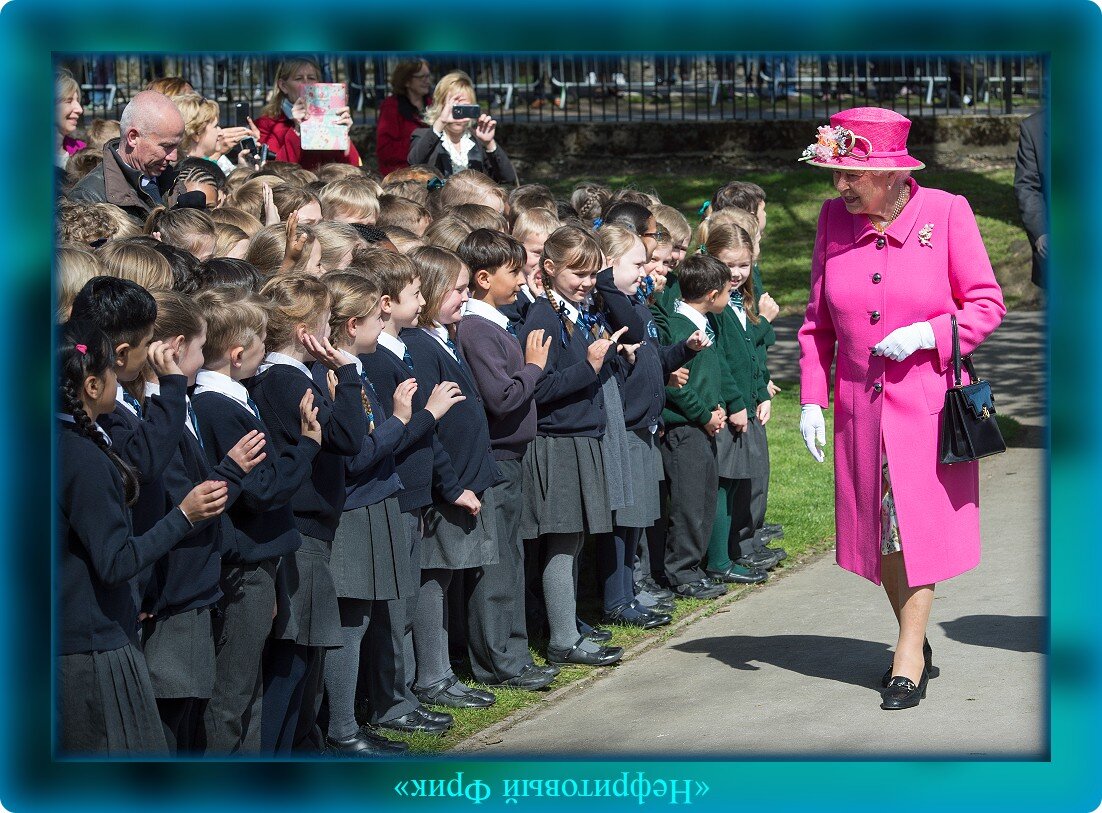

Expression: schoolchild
xmin=356 ymin=252 xmax=465 ymax=736
xmin=455 ymin=230 xmax=557 ymax=690
xmin=247 ymin=273 xmax=366 ymax=754
xmin=500 ymin=207 xmax=559 ymax=325
xmin=57 ymin=320 xmax=228 ymax=755
xmin=401 ymin=245 xmax=503 ymax=709
xmin=515 ymin=225 xmax=631 ymax=667
xmin=138 ymin=290 xmax=267 ymax=753
xmin=596 ymin=225 xmax=710 ymax=622
xmin=316 ymin=272 xmax=414 ymax=756
xmin=659 ymin=254 xmax=738 ymax=600
xmin=700 ymin=223 xmax=773 ymax=585
xmin=191 ymin=286 xmax=322 ymax=754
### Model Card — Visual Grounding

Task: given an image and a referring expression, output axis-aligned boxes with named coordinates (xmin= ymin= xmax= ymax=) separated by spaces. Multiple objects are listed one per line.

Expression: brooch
xmin=918 ymin=223 xmax=934 ymax=248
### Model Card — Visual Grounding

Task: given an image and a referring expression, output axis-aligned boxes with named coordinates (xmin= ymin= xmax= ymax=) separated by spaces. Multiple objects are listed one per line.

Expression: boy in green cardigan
xmin=659 ymin=255 xmax=741 ymax=600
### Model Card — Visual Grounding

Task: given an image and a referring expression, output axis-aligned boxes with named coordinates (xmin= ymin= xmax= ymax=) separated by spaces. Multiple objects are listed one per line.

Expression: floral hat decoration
xmin=798 ymin=107 xmax=925 ymax=172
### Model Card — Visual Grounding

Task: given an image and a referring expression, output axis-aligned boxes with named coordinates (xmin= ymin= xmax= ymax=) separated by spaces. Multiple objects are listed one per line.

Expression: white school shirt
xmin=57 ymin=412 xmax=113 ymax=446
xmin=423 ymin=325 xmax=459 ymax=364
xmin=377 ymin=330 xmax=409 ymax=362
xmin=257 ymin=351 xmax=311 ymax=378
xmin=145 ymin=380 xmax=200 ymax=442
xmin=340 ymin=349 xmax=364 ymax=376
xmin=556 ymin=296 xmax=584 ymax=327
xmin=463 ymin=297 xmax=511 ymax=330
xmin=193 ymin=370 xmax=257 ymax=419
xmin=674 ymin=300 xmax=710 ymax=334
xmin=728 ymin=297 xmax=748 ymax=329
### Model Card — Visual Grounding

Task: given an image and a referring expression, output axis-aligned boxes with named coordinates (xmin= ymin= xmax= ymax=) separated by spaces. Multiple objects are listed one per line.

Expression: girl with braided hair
xmin=56 ymin=320 xmax=228 ymax=755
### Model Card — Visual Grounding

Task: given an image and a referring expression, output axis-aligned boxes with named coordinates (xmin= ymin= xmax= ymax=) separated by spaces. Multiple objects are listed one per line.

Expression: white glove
xmin=800 ymin=404 xmax=827 ymax=463
xmin=872 ymin=321 xmax=935 ymax=362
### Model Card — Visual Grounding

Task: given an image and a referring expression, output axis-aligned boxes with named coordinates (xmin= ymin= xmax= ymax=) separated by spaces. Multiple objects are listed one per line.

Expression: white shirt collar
xmin=377 ymin=330 xmax=407 ymax=360
xmin=258 ymin=351 xmax=311 ymax=378
xmin=556 ymin=296 xmax=582 ymax=325
xmin=728 ymin=300 xmax=747 ymax=327
xmin=144 ymin=380 xmax=160 ymax=398
xmin=463 ymin=297 xmax=510 ymax=329
xmin=423 ymin=325 xmax=458 ymax=361
xmin=194 ymin=369 xmax=254 ymax=415
xmin=57 ymin=413 xmax=113 ymax=446
xmin=340 ymin=349 xmax=364 ymax=375
xmin=148 ymin=380 xmax=201 ymax=440
xmin=519 ymin=284 xmax=535 ymax=303
xmin=115 ymin=383 xmax=140 ymax=416
xmin=675 ymin=300 xmax=709 ymax=334
xmin=440 ymin=131 xmax=475 ymax=172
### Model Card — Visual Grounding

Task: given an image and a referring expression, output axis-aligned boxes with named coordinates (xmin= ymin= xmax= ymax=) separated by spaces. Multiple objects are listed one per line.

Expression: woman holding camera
xmin=407 ymin=71 xmax=517 ymax=185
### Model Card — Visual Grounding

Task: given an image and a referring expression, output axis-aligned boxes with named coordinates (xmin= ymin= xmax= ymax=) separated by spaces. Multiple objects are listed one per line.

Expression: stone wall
xmin=350 ymin=115 xmax=1024 ymax=178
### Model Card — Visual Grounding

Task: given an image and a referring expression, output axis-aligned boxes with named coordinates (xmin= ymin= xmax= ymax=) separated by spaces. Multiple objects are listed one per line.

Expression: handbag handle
xmin=950 ymin=314 xmax=979 ymax=387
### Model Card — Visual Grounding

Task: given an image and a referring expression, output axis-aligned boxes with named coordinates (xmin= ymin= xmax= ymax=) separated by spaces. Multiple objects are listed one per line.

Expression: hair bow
xmin=698 ymin=245 xmax=708 ymax=255
xmin=75 ymin=343 xmax=88 ymax=355
xmin=592 ymin=218 xmax=604 ymax=229
xmin=698 ymin=200 xmax=712 ymax=216
xmin=635 ymin=275 xmax=655 ymax=303
xmin=427 ymin=177 xmax=447 ymax=190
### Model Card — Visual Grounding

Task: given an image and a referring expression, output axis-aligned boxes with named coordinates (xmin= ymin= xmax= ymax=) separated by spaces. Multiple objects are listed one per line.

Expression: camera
xmin=452 ymin=104 xmax=481 ymax=120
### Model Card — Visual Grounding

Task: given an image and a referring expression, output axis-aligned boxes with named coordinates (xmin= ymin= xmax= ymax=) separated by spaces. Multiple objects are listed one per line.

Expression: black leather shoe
xmin=533 ymin=661 xmax=560 ymax=677
xmin=637 ymin=597 xmax=675 ymax=614
xmin=546 ymin=637 xmax=623 ymax=666
xmin=414 ymin=675 xmax=496 ymax=709
xmin=762 ymin=544 xmax=788 ymax=561
xmin=880 ymin=668 xmax=929 ymax=710
xmin=602 ymin=602 xmax=672 ymax=629
xmin=706 ymin=563 xmax=768 ymax=585
xmin=488 ymin=664 xmax=556 ymax=690
xmin=577 ymin=618 xmax=613 ymax=642
xmin=377 ymin=708 xmax=452 ymax=735
xmin=326 ymin=728 xmax=408 ymax=756
xmin=635 ymin=577 xmax=675 ymax=602
xmin=672 ymin=579 xmax=727 ymax=600
xmin=761 ymin=522 xmax=785 ymax=540
xmin=881 ymin=638 xmax=939 ymax=688
xmin=416 ymin=706 xmax=453 ymax=725
xmin=736 ymin=548 xmax=782 ymax=570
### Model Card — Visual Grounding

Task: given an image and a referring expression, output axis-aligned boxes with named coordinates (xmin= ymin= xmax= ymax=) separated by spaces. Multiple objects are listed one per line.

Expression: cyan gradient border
xmin=5 ymin=0 xmax=1098 ymax=809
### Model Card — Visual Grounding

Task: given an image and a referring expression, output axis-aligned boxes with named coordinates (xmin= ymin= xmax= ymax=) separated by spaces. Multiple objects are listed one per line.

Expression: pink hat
xmin=798 ymin=106 xmax=925 ymax=171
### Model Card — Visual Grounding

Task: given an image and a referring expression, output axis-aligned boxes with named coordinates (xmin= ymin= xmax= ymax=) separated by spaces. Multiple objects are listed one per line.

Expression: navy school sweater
xmin=454 ymin=311 xmax=542 ymax=461
xmin=312 ymin=359 xmax=405 ymax=511
xmin=515 ymin=296 xmax=624 ymax=439
xmin=402 ymin=327 xmax=502 ymax=495
xmin=192 ymin=388 xmax=319 ymax=564
xmin=141 ymin=420 xmax=247 ymax=618
xmin=359 ymin=343 xmax=443 ymax=513
xmin=246 ymin=361 xmax=365 ymax=542
xmin=57 ymin=421 xmax=193 ymax=655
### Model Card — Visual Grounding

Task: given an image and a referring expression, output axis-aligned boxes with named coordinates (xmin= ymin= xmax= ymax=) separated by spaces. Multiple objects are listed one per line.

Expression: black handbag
xmin=939 ymin=315 xmax=1006 ymax=464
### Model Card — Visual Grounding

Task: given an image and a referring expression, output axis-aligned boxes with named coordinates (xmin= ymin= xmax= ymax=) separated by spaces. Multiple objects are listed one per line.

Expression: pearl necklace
xmin=869 ymin=184 xmax=910 ymax=234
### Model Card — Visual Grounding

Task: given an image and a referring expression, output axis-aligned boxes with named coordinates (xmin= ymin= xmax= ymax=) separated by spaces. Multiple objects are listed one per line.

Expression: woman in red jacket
xmin=255 ymin=56 xmax=361 ymax=172
xmin=375 ymin=59 xmax=434 ymax=178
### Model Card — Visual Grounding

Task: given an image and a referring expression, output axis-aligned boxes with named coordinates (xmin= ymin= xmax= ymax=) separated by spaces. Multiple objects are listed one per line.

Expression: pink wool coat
xmin=798 ymin=178 xmax=1005 ymax=587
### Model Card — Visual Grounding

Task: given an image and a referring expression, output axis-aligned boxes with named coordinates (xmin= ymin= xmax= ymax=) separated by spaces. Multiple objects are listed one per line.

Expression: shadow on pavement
xmin=671 ymin=634 xmax=894 ymax=690
xmin=939 ymin=614 xmax=1046 ymax=654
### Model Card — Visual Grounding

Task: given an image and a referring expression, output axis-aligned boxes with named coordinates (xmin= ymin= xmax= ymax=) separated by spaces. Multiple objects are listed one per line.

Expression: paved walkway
xmin=463 ymin=309 xmax=1046 ymax=757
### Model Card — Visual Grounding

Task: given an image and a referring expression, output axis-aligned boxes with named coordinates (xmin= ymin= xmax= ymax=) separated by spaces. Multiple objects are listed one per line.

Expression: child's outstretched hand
xmin=619 ymin=341 xmax=641 ymax=365
xmin=281 ymin=210 xmax=311 ymax=272
xmin=261 ymin=183 xmax=279 ymax=226
xmin=302 ymin=331 xmax=346 ymax=372
xmin=299 ymin=389 xmax=322 ymax=445
xmin=667 ymin=367 xmax=690 ymax=389
xmin=392 ymin=378 xmax=417 ymax=424
xmin=148 ymin=340 xmax=184 ymax=378
xmin=180 ymin=480 xmax=229 ymax=525
xmin=524 ymin=329 xmax=551 ymax=369
xmin=225 ymin=429 xmax=267 ymax=473
xmin=685 ymin=330 xmax=712 ymax=352
xmin=587 ymin=326 xmax=628 ymax=374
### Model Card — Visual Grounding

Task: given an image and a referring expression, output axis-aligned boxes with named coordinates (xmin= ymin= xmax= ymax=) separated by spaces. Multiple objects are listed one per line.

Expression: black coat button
xmin=872 ymin=273 xmax=882 ymax=283
xmin=876 ymin=237 xmax=886 ymax=249
xmin=873 ymin=382 xmax=883 ymax=393
xmin=871 ymin=311 xmax=881 ymax=322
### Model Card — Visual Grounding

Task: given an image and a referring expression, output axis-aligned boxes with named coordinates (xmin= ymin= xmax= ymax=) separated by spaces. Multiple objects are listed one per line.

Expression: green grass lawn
xmin=546 ymin=167 xmax=1034 ymax=312
xmin=368 ymin=383 xmax=836 ymax=755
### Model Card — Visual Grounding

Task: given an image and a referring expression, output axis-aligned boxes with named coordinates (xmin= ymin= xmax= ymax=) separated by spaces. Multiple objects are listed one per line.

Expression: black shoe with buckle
xmin=546 ymin=636 xmax=623 ymax=667
xmin=414 ymin=675 xmax=496 ymax=709
xmin=706 ymin=563 xmax=768 ymax=585
xmin=487 ymin=664 xmax=556 ymax=690
xmin=376 ymin=707 xmax=452 ymax=735
xmin=326 ymin=727 xmax=409 ymax=756
xmin=881 ymin=638 xmax=939 ymax=688
xmin=880 ymin=668 xmax=929 ymax=710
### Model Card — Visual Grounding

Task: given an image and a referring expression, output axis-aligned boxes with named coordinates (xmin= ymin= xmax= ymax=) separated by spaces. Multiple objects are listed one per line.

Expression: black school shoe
xmin=487 ymin=664 xmax=556 ymax=691
xmin=602 ymin=601 xmax=672 ymax=629
xmin=880 ymin=668 xmax=929 ymax=710
xmin=376 ymin=707 xmax=452 ymax=736
xmin=760 ymin=523 xmax=785 ymax=540
xmin=736 ymin=548 xmax=782 ymax=571
xmin=414 ymin=675 xmax=496 ymax=709
xmin=635 ymin=577 xmax=675 ymax=602
xmin=706 ymin=563 xmax=768 ymax=585
xmin=326 ymin=727 xmax=409 ymax=756
xmin=546 ymin=636 xmax=623 ymax=667
xmin=577 ymin=618 xmax=614 ymax=643
xmin=672 ymin=579 xmax=728 ymax=600
xmin=881 ymin=638 xmax=939 ymax=688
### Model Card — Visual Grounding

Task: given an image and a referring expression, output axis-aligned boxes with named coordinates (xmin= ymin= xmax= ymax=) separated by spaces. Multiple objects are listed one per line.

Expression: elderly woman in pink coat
xmin=797 ymin=107 xmax=1005 ymax=711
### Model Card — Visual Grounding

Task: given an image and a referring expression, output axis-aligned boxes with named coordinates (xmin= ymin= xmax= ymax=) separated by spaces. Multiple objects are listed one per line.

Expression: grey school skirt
xmin=599 ymin=376 xmax=635 ymax=513
xmin=332 ymin=496 xmax=409 ymax=602
xmin=141 ymin=607 xmax=215 ymax=699
xmin=614 ymin=429 xmax=664 ymax=529
xmin=421 ymin=485 xmax=500 ymax=570
xmin=716 ymin=416 xmax=769 ymax=480
xmin=519 ymin=434 xmax=613 ymax=539
xmin=272 ymin=534 xmax=343 ymax=648
xmin=58 ymin=643 xmax=168 ymax=756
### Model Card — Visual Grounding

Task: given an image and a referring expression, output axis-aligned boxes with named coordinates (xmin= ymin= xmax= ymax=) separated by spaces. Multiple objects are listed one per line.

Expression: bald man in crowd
xmin=68 ymin=90 xmax=187 ymax=223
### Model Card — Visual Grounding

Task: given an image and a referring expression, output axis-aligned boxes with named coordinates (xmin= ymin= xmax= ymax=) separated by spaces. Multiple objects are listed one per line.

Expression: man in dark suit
xmin=1014 ymin=110 xmax=1047 ymax=288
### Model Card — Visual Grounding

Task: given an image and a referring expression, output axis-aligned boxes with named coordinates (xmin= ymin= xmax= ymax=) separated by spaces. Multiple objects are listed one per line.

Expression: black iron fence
xmin=57 ymin=53 xmax=1044 ymax=126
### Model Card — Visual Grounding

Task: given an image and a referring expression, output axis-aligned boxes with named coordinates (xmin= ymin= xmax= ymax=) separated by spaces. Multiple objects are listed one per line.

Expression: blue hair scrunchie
xmin=593 ymin=218 xmax=604 ymax=230
xmin=698 ymin=200 xmax=711 ymax=216
xmin=427 ymin=177 xmax=446 ymax=190
xmin=635 ymin=275 xmax=655 ymax=303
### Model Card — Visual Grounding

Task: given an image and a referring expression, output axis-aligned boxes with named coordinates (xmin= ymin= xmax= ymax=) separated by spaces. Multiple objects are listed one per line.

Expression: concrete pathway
xmin=462 ymin=309 xmax=1046 ymax=758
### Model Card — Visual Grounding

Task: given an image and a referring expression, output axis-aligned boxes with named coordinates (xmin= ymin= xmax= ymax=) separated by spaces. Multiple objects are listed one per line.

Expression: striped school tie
xmin=187 ymin=400 xmax=204 ymax=450
xmin=122 ymin=391 xmax=144 ymax=419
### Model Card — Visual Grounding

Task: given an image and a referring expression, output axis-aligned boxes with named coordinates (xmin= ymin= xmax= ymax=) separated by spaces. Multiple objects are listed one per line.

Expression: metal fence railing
xmin=57 ymin=53 xmax=1045 ymax=126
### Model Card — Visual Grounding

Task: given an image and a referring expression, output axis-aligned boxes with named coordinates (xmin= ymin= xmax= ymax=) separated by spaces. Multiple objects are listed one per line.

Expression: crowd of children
xmin=55 ymin=83 xmax=788 ymax=754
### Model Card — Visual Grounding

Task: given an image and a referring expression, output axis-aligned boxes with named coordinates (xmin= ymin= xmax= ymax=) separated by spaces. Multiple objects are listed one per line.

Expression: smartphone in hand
xmin=234 ymin=102 xmax=250 ymax=128
xmin=452 ymin=104 xmax=480 ymax=120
